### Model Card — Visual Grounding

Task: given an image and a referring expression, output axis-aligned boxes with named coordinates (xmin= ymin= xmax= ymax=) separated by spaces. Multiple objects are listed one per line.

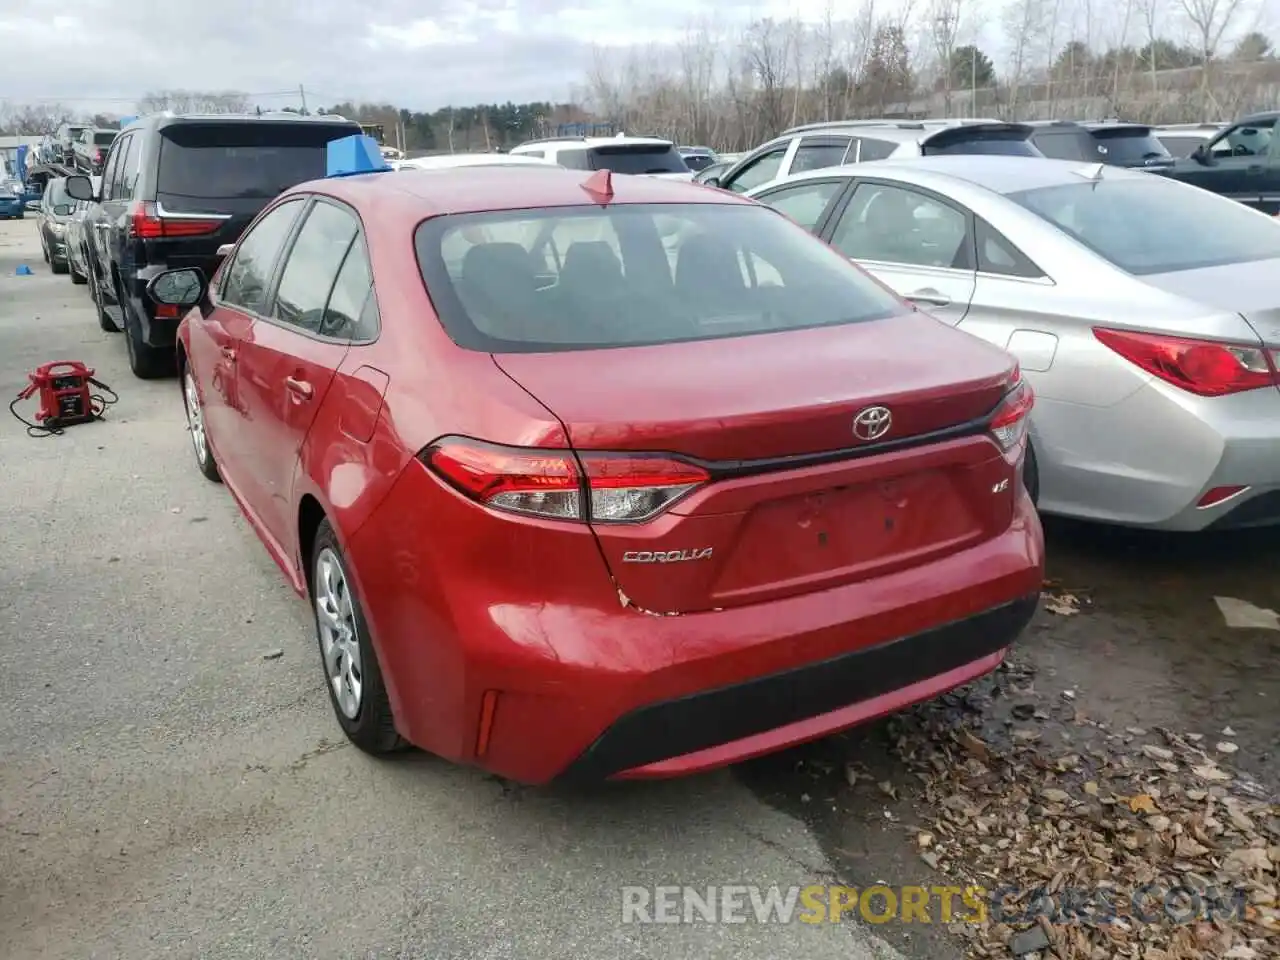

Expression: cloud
xmin=1 ymin=0 xmax=936 ymax=115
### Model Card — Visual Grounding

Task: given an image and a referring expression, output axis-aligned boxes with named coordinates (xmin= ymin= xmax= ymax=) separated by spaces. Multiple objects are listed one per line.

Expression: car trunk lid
xmin=494 ymin=315 xmax=1023 ymax=614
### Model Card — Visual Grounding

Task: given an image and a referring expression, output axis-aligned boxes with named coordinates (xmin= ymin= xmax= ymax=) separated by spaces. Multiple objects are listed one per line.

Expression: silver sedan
xmin=747 ymin=156 xmax=1280 ymax=531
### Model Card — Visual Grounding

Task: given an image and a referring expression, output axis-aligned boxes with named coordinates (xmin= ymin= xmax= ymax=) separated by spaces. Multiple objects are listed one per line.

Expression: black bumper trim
xmin=559 ymin=594 xmax=1040 ymax=781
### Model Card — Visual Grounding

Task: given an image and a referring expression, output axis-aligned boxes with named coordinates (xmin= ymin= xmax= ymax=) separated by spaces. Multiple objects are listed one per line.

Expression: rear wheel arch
xmin=298 ymin=494 xmax=328 ymax=593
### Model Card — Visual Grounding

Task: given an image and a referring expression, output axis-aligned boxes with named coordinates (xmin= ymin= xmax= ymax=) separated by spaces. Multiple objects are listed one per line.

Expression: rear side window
xmin=272 ymin=201 xmax=360 ymax=334
xmin=94 ymin=132 xmax=117 ymax=146
xmin=156 ymin=123 xmax=358 ymax=203
xmin=1010 ymin=178 xmax=1280 ymax=274
xmin=415 ymin=202 xmax=907 ymax=353
xmin=856 ymin=138 xmax=896 ymax=162
xmin=586 ymin=145 xmax=687 ymax=174
xmin=923 ymin=129 xmax=1040 ymax=157
xmin=325 ymin=234 xmax=378 ymax=341
xmin=1091 ymin=128 xmax=1171 ymax=165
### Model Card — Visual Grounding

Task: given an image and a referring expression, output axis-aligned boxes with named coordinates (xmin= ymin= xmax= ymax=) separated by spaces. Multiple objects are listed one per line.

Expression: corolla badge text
xmin=622 ymin=548 xmax=714 ymax=563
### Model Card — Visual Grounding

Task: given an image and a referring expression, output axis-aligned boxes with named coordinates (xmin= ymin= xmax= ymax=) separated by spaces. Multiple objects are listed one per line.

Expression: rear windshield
xmin=682 ymin=154 xmax=716 ymax=171
xmin=45 ymin=179 xmax=68 ymax=205
xmin=156 ymin=122 xmax=358 ymax=201
xmin=1009 ymin=177 xmax=1280 ymax=274
xmin=922 ymin=130 xmax=1040 ymax=157
xmin=94 ymin=132 xmax=117 ymax=146
xmin=587 ymin=145 xmax=689 ymax=174
xmin=415 ymin=202 xmax=908 ymax=352
xmin=1090 ymin=128 xmax=1171 ymax=165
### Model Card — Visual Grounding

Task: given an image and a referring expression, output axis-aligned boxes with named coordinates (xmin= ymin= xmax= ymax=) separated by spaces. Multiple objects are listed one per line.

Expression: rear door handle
xmin=905 ymin=289 xmax=951 ymax=307
xmin=284 ymin=376 xmax=313 ymax=400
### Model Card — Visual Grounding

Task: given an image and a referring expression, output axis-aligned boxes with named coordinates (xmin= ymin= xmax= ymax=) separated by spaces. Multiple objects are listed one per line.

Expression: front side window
xmin=272 ymin=201 xmax=360 ymax=334
xmin=754 ymin=180 xmax=845 ymax=231
xmin=220 ymin=199 xmax=305 ymax=313
xmin=725 ymin=147 xmax=788 ymax=193
xmin=415 ymin=202 xmax=907 ymax=353
xmin=1010 ymin=177 xmax=1280 ymax=274
xmin=1209 ymin=119 xmax=1275 ymax=159
xmin=831 ymin=183 xmax=971 ymax=269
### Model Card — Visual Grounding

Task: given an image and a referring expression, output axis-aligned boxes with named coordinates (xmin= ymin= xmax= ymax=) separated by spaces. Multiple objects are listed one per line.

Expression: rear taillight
xmin=94 ymin=150 xmax=102 ymax=162
xmin=1094 ymin=327 xmax=1280 ymax=397
xmin=128 ymin=201 xmax=223 ymax=240
xmin=423 ymin=438 xmax=709 ymax=523
xmin=989 ymin=378 xmax=1034 ymax=456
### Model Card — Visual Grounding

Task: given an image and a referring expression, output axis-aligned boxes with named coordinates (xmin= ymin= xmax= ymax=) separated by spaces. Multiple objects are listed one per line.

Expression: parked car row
xmin=41 ymin=117 xmax=1278 ymax=787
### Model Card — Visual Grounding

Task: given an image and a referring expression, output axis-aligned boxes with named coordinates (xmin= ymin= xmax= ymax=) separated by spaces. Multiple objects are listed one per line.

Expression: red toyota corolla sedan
xmin=153 ymin=162 xmax=1044 ymax=784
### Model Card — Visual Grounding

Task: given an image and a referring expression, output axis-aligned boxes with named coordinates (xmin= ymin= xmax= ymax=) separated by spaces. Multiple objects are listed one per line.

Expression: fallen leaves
xmin=851 ymin=660 xmax=1279 ymax=960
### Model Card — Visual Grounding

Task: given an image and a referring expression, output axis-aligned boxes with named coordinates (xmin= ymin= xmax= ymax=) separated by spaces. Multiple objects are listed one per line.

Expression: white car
xmin=392 ymin=153 xmax=561 ymax=171
xmin=508 ymin=134 xmax=694 ymax=180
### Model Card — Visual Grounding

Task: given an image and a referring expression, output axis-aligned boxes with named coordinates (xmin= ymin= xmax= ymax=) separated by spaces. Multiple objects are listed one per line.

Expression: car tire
xmin=118 ymin=277 xmax=173 ymax=379
xmin=91 ymin=267 xmax=120 ymax=332
xmin=52 ymin=259 xmax=68 ymax=275
xmin=181 ymin=367 xmax=221 ymax=483
xmin=41 ymin=237 xmax=50 ymax=263
xmin=311 ymin=520 xmax=405 ymax=756
xmin=70 ymin=260 xmax=87 ymax=285
xmin=1024 ymin=440 xmax=1040 ymax=507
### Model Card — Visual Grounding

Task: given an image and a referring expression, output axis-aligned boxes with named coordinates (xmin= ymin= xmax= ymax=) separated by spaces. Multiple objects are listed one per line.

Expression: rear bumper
xmin=561 ymin=594 xmax=1038 ymax=781
xmin=347 ymin=462 xmax=1045 ymax=784
xmin=1035 ymin=378 xmax=1280 ymax=530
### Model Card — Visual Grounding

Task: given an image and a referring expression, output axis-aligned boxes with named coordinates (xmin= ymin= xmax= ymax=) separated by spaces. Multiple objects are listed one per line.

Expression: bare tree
xmin=928 ymin=0 xmax=966 ymax=116
xmin=137 ymin=90 xmax=251 ymax=114
xmin=1176 ymin=0 xmax=1253 ymax=112
xmin=1002 ymin=0 xmax=1053 ymax=117
xmin=741 ymin=19 xmax=794 ymax=142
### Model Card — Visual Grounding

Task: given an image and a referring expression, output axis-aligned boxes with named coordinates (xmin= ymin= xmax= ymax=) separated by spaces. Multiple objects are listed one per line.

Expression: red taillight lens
xmin=1094 ymin=327 xmax=1280 ymax=397
xmin=128 ymin=201 xmax=223 ymax=240
xmin=424 ymin=438 xmax=709 ymax=523
xmin=94 ymin=150 xmax=102 ymax=161
xmin=989 ymin=379 xmax=1034 ymax=455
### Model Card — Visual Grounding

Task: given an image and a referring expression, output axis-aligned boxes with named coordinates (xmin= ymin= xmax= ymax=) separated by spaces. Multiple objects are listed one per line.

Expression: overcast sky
xmin=0 ymin=0 xmax=1264 ymax=115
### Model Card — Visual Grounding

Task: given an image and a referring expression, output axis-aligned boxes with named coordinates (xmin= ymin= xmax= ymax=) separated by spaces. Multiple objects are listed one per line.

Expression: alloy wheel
xmin=315 ymin=547 xmax=363 ymax=720
xmin=183 ymin=371 xmax=208 ymax=466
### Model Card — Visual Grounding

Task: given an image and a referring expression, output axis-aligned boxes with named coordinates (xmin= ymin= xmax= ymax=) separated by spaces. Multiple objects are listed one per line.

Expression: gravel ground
xmin=1 ymin=215 xmax=1275 ymax=959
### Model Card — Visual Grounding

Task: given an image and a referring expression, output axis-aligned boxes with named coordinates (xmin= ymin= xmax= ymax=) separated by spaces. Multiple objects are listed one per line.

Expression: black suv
xmin=1025 ymin=120 xmax=1175 ymax=169
xmin=64 ymin=111 xmax=361 ymax=378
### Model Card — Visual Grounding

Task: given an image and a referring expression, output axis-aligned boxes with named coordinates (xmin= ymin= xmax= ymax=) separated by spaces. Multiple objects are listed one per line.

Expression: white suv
xmin=508 ymin=134 xmax=694 ymax=179
xmin=703 ymin=120 xmax=1040 ymax=194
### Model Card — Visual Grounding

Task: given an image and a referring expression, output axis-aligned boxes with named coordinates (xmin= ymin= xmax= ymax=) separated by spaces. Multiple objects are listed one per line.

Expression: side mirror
xmin=701 ymin=175 xmax=721 ymax=188
xmin=216 ymin=243 xmax=235 ymax=258
xmin=54 ymin=204 xmax=74 ymax=217
xmin=63 ymin=175 xmax=95 ymax=202
xmin=147 ymin=268 xmax=206 ymax=307
xmin=1191 ymin=143 xmax=1213 ymax=165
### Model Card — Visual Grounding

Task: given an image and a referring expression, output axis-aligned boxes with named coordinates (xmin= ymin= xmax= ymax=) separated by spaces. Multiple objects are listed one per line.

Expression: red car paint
xmin=178 ymin=168 xmax=1044 ymax=784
